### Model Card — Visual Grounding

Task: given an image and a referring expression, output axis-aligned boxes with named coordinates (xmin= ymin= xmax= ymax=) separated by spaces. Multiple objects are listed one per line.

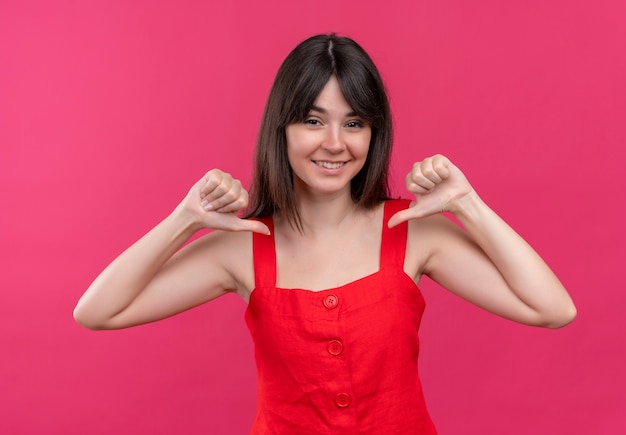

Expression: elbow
xmin=543 ymin=303 xmax=577 ymax=329
xmin=73 ymin=307 xmax=97 ymax=330
xmin=73 ymin=305 xmax=109 ymax=331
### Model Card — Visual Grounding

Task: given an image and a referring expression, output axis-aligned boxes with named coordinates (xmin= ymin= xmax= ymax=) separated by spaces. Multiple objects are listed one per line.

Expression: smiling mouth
xmin=313 ymin=160 xmax=346 ymax=169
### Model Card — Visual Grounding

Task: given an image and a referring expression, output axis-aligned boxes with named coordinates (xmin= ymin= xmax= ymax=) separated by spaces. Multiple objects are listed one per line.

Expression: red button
xmin=327 ymin=340 xmax=343 ymax=356
xmin=334 ymin=393 xmax=351 ymax=408
xmin=323 ymin=294 xmax=339 ymax=309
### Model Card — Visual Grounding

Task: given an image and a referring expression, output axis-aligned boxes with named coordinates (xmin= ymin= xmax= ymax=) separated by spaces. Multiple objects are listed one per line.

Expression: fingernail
xmin=201 ymin=200 xmax=213 ymax=210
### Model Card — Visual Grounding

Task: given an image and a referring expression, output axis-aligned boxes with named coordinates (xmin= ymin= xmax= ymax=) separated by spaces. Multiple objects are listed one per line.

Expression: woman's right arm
xmin=73 ymin=169 xmax=269 ymax=330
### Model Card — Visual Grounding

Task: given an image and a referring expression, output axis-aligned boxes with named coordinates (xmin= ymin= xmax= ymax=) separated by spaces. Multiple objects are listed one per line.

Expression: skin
xmin=74 ymin=76 xmax=576 ymax=330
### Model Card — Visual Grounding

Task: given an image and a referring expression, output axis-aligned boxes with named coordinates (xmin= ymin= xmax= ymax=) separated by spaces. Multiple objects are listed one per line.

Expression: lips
xmin=313 ymin=160 xmax=346 ymax=169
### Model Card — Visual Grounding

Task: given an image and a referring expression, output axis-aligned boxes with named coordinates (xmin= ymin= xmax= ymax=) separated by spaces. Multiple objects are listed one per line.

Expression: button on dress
xmin=245 ymin=199 xmax=437 ymax=434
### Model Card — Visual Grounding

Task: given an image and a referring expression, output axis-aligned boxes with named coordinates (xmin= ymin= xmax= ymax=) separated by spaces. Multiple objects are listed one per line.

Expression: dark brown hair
xmin=246 ymin=34 xmax=393 ymax=231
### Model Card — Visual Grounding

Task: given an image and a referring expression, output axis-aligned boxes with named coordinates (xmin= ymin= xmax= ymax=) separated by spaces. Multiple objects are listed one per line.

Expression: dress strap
xmin=380 ymin=199 xmax=412 ymax=271
xmin=251 ymin=217 xmax=276 ymax=287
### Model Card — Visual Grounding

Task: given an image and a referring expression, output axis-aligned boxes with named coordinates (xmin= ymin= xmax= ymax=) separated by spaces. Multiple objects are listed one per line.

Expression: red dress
xmin=245 ymin=200 xmax=437 ymax=434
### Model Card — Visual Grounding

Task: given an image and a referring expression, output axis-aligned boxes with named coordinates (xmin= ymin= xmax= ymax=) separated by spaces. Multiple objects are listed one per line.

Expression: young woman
xmin=74 ymin=34 xmax=576 ymax=434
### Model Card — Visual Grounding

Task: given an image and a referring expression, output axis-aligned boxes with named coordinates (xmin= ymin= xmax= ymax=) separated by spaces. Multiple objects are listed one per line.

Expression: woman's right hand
xmin=179 ymin=169 xmax=270 ymax=235
xmin=74 ymin=169 xmax=268 ymax=330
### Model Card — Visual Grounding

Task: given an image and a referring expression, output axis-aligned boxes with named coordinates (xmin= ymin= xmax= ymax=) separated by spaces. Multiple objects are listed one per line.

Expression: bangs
xmin=284 ymin=74 xmax=333 ymax=124
xmin=275 ymin=36 xmax=384 ymax=128
xmin=276 ymin=52 xmax=334 ymax=126
xmin=335 ymin=68 xmax=385 ymax=129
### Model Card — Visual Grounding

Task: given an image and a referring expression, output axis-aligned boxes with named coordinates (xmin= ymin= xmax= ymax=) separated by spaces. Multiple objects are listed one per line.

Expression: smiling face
xmin=285 ymin=76 xmax=372 ymax=200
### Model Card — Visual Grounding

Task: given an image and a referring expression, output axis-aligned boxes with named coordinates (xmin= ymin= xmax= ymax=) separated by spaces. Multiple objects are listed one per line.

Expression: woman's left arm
xmin=389 ymin=155 xmax=577 ymax=328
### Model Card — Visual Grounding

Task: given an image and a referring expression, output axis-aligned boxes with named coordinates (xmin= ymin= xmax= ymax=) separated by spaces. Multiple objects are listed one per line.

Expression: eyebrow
xmin=310 ymin=105 xmax=358 ymax=117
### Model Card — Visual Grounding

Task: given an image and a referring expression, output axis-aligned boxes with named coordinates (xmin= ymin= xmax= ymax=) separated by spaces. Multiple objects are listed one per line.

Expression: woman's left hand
xmin=388 ymin=154 xmax=474 ymax=227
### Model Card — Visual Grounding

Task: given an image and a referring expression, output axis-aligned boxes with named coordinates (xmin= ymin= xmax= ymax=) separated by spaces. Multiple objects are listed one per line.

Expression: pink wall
xmin=1 ymin=0 xmax=624 ymax=433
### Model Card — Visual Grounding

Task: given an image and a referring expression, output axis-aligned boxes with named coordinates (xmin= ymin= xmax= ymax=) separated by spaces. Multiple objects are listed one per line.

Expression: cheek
xmin=286 ymin=131 xmax=320 ymax=167
xmin=285 ymin=137 xmax=298 ymax=163
xmin=285 ymin=130 xmax=297 ymax=164
xmin=285 ymin=128 xmax=305 ymax=156
xmin=356 ymin=132 xmax=372 ymax=159
xmin=285 ymin=136 xmax=306 ymax=171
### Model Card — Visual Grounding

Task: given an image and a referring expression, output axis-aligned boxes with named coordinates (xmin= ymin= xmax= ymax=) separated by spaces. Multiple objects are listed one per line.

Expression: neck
xmin=276 ymin=182 xmax=359 ymax=235
xmin=297 ymin=195 xmax=358 ymax=233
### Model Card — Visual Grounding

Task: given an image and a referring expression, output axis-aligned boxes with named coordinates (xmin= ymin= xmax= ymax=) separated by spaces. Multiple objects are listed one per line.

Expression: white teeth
xmin=315 ymin=161 xmax=344 ymax=169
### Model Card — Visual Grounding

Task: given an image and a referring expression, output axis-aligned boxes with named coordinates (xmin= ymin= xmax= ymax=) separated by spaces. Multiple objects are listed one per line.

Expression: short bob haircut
xmin=246 ymin=34 xmax=393 ymax=231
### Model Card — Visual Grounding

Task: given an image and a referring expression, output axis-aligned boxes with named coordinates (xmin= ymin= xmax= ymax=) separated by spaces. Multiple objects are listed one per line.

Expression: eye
xmin=346 ymin=120 xmax=364 ymax=128
xmin=305 ymin=118 xmax=322 ymax=126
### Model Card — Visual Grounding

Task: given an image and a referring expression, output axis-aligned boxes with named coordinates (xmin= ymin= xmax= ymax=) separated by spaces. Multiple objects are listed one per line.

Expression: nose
xmin=321 ymin=126 xmax=345 ymax=153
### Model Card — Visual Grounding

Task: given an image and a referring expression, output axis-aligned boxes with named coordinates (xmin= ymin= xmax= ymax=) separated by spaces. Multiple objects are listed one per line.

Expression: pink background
xmin=1 ymin=0 xmax=625 ymax=433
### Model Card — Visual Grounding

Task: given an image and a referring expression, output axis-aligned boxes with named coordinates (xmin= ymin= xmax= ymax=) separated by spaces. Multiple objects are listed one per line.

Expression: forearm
xmin=452 ymin=191 xmax=576 ymax=327
xmin=73 ymin=207 xmax=201 ymax=329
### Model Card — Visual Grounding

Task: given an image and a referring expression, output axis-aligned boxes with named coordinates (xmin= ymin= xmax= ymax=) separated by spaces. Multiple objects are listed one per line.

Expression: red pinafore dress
xmin=245 ymin=199 xmax=437 ymax=434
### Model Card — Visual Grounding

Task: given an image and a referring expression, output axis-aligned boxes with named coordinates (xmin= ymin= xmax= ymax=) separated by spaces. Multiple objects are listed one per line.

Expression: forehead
xmin=311 ymin=76 xmax=353 ymax=113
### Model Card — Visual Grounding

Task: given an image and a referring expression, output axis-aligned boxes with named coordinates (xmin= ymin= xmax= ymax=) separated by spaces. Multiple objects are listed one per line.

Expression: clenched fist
xmin=388 ymin=155 xmax=474 ymax=227
xmin=179 ymin=169 xmax=270 ymax=234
